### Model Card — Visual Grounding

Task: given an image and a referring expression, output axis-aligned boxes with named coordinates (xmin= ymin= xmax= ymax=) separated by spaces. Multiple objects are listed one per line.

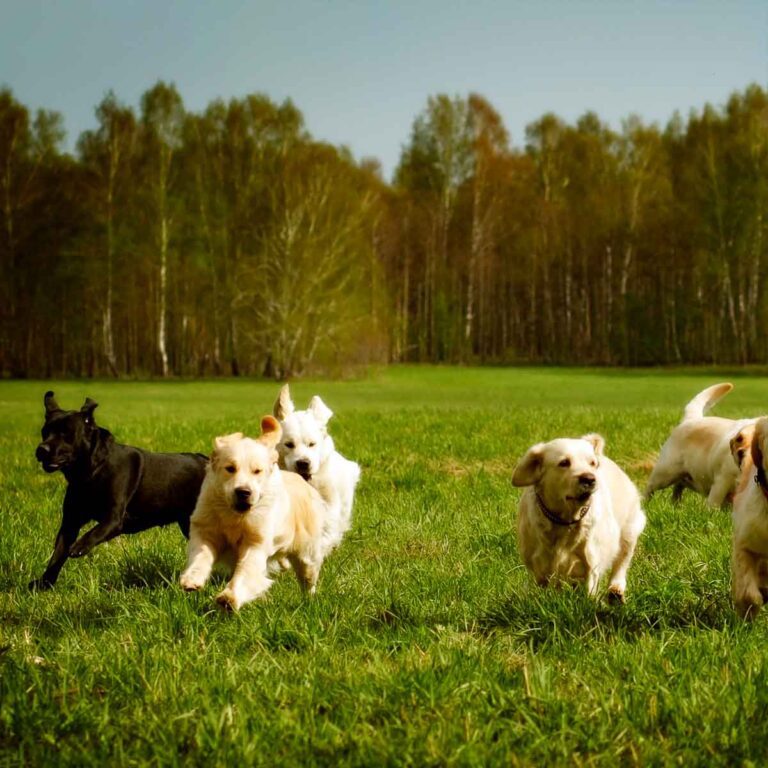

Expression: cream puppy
xmin=731 ymin=418 xmax=768 ymax=619
xmin=273 ymin=384 xmax=360 ymax=555
xmin=513 ymin=434 xmax=646 ymax=601
xmin=179 ymin=416 xmax=326 ymax=611
xmin=646 ymin=383 xmax=757 ymax=507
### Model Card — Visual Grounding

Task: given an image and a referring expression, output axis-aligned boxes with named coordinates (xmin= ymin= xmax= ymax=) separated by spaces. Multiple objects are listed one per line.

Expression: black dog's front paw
xmin=69 ymin=542 xmax=92 ymax=558
xmin=28 ymin=577 xmax=55 ymax=591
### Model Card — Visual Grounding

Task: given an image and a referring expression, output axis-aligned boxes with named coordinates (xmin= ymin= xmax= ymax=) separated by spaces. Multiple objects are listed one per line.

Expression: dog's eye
xmin=308 ymin=442 xmax=316 ymax=448
xmin=558 ymin=459 xmax=571 ymax=468
xmin=253 ymin=468 xmax=262 ymax=475
xmin=590 ymin=460 xmax=597 ymax=468
xmin=225 ymin=465 xmax=236 ymax=474
xmin=285 ymin=442 xmax=295 ymax=449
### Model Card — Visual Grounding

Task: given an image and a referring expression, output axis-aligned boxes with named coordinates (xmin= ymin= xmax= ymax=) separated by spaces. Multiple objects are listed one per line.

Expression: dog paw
xmin=28 ymin=577 xmax=54 ymax=591
xmin=68 ymin=542 xmax=91 ymax=558
xmin=607 ymin=587 xmax=626 ymax=605
xmin=215 ymin=589 xmax=239 ymax=612
xmin=179 ymin=574 xmax=204 ymax=592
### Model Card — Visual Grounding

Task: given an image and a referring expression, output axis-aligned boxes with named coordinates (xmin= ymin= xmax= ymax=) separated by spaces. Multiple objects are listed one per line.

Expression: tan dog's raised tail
xmin=179 ymin=416 xmax=326 ymax=611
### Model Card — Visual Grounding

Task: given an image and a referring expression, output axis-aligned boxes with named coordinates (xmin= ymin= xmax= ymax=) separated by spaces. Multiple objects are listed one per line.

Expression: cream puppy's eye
xmin=225 ymin=465 xmax=236 ymax=474
xmin=559 ymin=458 xmax=571 ymax=468
xmin=308 ymin=442 xmax=316 ymax=448
xmin=252 ymin=468 xmax=262 ymax=475
xmin=285 ymin=442 xmax=295 ymax=449
xmin=590 ymin=459 xmax=598 ymax=468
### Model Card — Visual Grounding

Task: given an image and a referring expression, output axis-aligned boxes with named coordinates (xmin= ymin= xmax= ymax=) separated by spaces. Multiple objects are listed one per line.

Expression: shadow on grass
xmin=479 ymin=586 xmax=738 ymax=647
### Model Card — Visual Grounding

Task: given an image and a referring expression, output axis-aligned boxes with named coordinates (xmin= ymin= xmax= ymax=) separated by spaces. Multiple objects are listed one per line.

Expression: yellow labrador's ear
xmin=308 ymin=396 xmax=333 ymax=427
xmin=512 ymin=444 xmax=545 ymax=487
xmin=260 ymin=415 xmax=282 ymax=448
xmin=581 ymin=433 xmax=605 ymax=456
xmin=214 ymin=432 xmax=242 ymax=451
xmin=752 ymin=419 xmax=768 ymax=472
xmin=273 ymin=384 xmax=294 ymax=421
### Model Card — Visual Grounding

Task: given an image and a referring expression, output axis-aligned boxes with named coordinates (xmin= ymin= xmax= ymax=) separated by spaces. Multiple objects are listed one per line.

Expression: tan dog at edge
xmin=513 ymin=434 xmax=646 ymax=602
xmin=180 ymin=416 xmax=326 ymax=611
xmin=731 ymin=418 xmax=768 ymax=619
xmin=646 ymin=383 xmax=757 ymax=507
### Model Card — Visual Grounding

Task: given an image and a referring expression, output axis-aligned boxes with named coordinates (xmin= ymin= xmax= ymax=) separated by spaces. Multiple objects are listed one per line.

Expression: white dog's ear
xmin=259 ymin=415 xmax=282 ymax=448
xmin=211 ymin=433 xmax=241 ymax=469
xmin=308 ymin=396 xmax=333 ymax=427
xmin=581 ymin=433 xmax=605 ymax=456
xmin=273 ymin=384 xmax=295 ymax=421
xmin=512 ymin=444 xmax=545 ymax=487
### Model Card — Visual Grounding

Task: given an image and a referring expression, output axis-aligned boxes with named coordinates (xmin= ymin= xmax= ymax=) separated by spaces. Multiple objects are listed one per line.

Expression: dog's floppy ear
xmin=43 ymin=390 xmax=62 ymax=419
xmin=259 ymin=415 xmax=282 ymax=449
xmin=273 ymin=384 xmax=295 ymax=421
xmin=512 ymin=444 xmax=546 ymax=487
xmin=80 ymin=397 xmax=98 ymax=424
xmin=581 ymin=433 xmax=605 ymax=456
xmin=751 ymin=419 xmax=768 ymax=472
xmin=308 ymin=396 xmax=333 ymax=427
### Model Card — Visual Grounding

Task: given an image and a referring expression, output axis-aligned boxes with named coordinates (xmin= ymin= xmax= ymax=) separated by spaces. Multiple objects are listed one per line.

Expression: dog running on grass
xmin=32 ymin=391 xmax=207 ymax=590
xmin=512 ymin=434 xmax=646 ymax=602
xmin=731 ymin=418 xmax=768 ymax=619
xmin=180 ymin=416 xmax=327 ymax=611
xmin=273 ymin=384 xmax=360 ymax=556
xmin=645 ymin=383 xmax=758 ymax=507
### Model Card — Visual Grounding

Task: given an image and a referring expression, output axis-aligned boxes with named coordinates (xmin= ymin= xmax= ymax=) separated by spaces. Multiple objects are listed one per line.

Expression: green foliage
xmin=2 ymin=368 xmax=768 ymax=764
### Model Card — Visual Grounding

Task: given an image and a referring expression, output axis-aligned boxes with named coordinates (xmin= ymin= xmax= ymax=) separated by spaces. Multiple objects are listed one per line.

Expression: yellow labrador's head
xmin=210 ymin=417 xmax=282 ymax=513
xmin=731 ymin=422 xmax=757 ymax=469
xmin=512 ymin=434 xmax=604 ymax=507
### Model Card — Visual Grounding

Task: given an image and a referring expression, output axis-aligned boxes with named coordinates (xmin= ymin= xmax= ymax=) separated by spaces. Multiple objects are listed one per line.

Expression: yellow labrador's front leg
xmin=216 ymin=548 xmax=271 ymax=611
xmin=180 ymin=534 xmax=217 ymax=591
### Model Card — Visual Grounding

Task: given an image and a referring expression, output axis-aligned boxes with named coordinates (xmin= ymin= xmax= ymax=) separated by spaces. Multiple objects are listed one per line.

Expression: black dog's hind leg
xmin=29 ymin=518 xmax=81 ymax=590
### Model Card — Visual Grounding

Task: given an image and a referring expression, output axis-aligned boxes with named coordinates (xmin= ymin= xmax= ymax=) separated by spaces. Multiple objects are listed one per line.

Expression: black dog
xmin=31 ymin=391 xmax=207 ymax=590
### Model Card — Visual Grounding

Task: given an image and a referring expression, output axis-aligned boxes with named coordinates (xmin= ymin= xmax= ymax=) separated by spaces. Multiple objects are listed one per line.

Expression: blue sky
xmin=1 ymin=0 xmax=766 ymax=179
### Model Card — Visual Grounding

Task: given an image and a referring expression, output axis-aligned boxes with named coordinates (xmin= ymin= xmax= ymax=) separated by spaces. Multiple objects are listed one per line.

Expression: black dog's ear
xmin=80 ymin=397 xmax=98 ymax=423
xmin=44 ymin=391 xmax=61 ymax=419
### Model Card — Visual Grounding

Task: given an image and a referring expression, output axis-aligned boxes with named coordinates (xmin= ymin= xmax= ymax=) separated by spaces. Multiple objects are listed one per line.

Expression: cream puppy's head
xmin=273 ymin=384 xmax=334 ymax=481
xmin=209 ymin=417 xmax=282 ymax=513
xmin=750 ymin=418 xmax=768 ymax=477
xmin=512 ymin=434 xmax=605 ymax=507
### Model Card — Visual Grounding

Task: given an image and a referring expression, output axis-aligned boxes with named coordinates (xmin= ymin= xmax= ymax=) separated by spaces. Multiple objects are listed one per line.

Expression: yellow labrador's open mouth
xmin=567 ymin=491 xmax=593 ymax=504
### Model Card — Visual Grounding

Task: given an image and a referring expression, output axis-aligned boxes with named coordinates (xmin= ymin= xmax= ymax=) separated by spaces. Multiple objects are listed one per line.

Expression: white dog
xmin=273 ymin=384 xmax=360 ymax=555
xmin=512 ymin=434 xmax=646 ymax=601
xmin=731 ymin=418 xmax=768 ymax=619
xmin=179 ymin=416 xmax=326 ymax=611
xmin=645 ymin=383 xmax=757 ymax=507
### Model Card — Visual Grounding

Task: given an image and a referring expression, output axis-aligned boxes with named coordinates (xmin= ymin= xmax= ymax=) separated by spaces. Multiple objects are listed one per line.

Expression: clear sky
xmin=1 ymin=0 xmax=766 ymax=180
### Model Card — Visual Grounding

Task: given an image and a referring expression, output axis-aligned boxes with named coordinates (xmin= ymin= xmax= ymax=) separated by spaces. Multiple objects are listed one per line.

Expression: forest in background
xmin=1 ymin=82 xmax=767 ymax=378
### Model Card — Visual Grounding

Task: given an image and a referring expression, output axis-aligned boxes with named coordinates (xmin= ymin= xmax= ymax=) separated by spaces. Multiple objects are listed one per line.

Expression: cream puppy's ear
xmin=512 ymin=444 xmax=546 ymax=487
xmin=273 ymin=384 xmax=295 ymax=421
xmin=259 ymin=415 xmax=282 ymax=450
xmin=751 ymin=418 xmax=768 ymax=473
xmin=581 ymin=433 xmax=605 ymax=456
xmin=308 ymin=396 xmax=333 ymax=427
xmin=211 ymin=432 xmax=241 ymax=469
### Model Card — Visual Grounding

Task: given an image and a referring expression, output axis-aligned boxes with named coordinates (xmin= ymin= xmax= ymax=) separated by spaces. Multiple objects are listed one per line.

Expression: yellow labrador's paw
xmin=607 ymin=586 xmax=626 ymax=605
xmin=215 ymin=589 xmax=239 ymax=612
xmin=180 ymin=573 xmax=204 ymax=592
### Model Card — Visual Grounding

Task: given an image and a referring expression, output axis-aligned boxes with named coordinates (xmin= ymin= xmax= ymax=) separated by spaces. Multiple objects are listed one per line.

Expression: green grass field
xmin=2 ymin=366 xmax=768 ymax=766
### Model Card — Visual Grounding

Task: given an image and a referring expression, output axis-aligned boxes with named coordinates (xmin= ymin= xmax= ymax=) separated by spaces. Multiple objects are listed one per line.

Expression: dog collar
xmin=535 ymin=491 xmax=591 ymax=527
xmin=754 ymin=467 xmax=768 ymax=502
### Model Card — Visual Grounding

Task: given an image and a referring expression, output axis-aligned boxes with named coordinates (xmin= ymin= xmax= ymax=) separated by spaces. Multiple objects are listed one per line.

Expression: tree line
xmin=1 ymin=82 xmax=767 ymax=377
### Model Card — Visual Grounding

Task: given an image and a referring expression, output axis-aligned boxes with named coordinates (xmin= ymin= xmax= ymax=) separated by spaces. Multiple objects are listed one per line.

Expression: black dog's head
xmin=35 ymin=391 xmax=99 ymax=473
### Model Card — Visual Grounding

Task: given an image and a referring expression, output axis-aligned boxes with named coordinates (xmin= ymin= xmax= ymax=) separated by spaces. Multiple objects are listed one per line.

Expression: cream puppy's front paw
xmin=215 ymin=588 xmax=239 ymax=612
xmin=180 ymin=572 xmax=206 ymax=591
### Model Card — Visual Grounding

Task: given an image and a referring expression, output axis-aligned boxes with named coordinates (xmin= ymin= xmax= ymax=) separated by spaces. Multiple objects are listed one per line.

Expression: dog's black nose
xmin=579 ymin=473 xmax=596 ymax=487
xmin=295 ymin=459 xmax=310 ymax=473
xmin=35 ymin=444 xmax=50 ymax=462
xmin=234 ymin=487 xmax=252 ymax=501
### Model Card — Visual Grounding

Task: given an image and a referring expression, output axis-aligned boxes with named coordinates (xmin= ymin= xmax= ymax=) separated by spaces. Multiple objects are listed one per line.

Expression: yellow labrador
xmin=180 ymin=416 xmax=326 ymax=611
xmin=513 ymin=434 xmax=645 ymax=602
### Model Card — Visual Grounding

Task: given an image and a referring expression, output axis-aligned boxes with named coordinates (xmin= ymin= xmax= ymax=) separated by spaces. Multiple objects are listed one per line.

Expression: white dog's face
xmin=210 ymin=417 xmax=281 ymax=513
xmin=512 ymin=435 xmax=604 ymax=506
xmin=273 ymin=385 xmax=334 ymax=481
